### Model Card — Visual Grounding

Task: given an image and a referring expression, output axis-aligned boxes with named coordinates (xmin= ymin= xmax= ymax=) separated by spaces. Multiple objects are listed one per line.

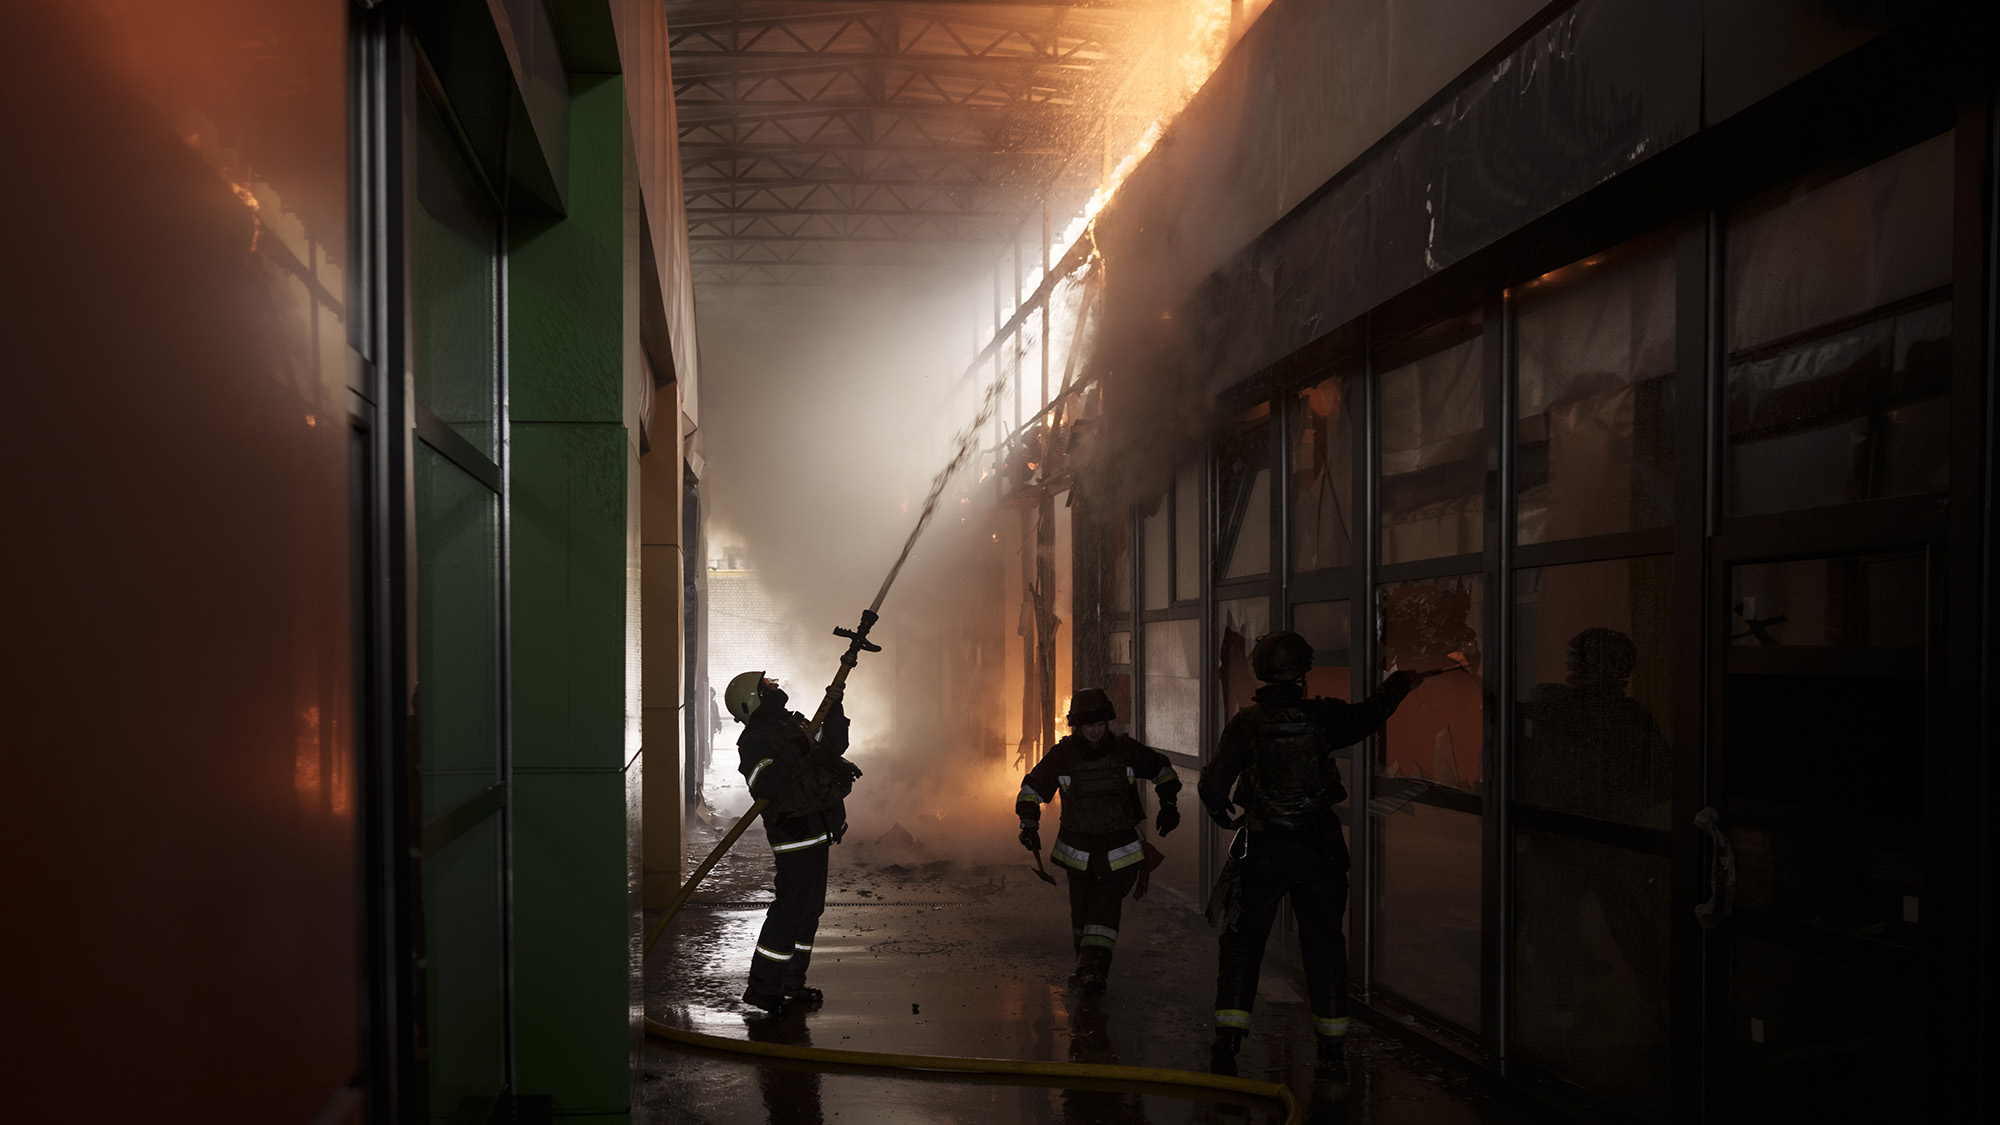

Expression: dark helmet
xmin=1067 ymin=687 xmax=1116 ymax=725
xmin=1567 ymin=627 xmax=1636 ymax=683
xmin=1251 ymin=630 xmax=1315 ymax=682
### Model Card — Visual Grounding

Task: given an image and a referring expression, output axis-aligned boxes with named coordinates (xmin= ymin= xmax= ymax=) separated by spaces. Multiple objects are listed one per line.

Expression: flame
xmin=1053 ymin=1 xmax=1262 ymax=256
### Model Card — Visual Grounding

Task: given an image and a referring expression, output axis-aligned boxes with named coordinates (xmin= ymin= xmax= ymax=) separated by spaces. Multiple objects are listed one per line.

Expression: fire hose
xmin=640 ymin=605 xmax=1299 ymax=1123
xmin=641 ymin=390 xmax=1300 ymax=1123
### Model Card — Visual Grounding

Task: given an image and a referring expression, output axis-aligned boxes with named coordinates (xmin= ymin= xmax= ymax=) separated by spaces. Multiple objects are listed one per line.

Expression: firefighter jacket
xmin=1017 ymin=733 xmax=1181 ymax=874
xmin=1199 ymin=676 xmax=1411 ymax=836
xmin=738 ymin=702 xmax=858 ymax=853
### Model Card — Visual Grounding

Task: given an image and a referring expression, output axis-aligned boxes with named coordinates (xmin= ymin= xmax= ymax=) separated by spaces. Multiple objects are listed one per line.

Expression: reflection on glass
xmin=413 ymin=94 xmax=499 ymax=457
xmin=1142 ymin=497 xmax=1170 ymax=610
xmin=1515 ymin=235 xmax=1675 ymax=544
xmin=1513 ymin=829 xmax=1670 ymax=1120
xmin=1514 ymin=559 xmax=1672 ymax=828
xmin=415 ymin=445 xmax=501 ymax=814
xmin=1217 ymin=405 xmax=1273 ymax=579
xmin=1175 ymin=462 xmax=1201 ymax=602
xmin=1724 ymin=132 xmax=1953 ymax=516
xmin=1380 ymin=332 xmax=1483 ymax=563
xmin=1291 ymin=373 xmax=1355 ymax=572
xmin=1375 ymin=803 xmax=1481 ymax=1029
xmin=1379 ymin=576 xmax=1483 ymax=792
xmin=1142 ymin=618 xmax=1200 ymax=758
xmin=1729 ymin=553 xmax=1925 ymax=648
xmin=1293 ymin=600 xmax=1353 ymax=706
xmin=1216 ymin=597 xmax=1271 ymax=721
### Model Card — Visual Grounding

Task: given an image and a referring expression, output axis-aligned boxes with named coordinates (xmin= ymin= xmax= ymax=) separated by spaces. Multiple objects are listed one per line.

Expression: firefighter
xmin=727 ymin=669 xmax=863 ymax=1014
xmin=1016 ymin=687 xmax=1182 ymax=993
xmin=1199 ymin=631 xmax=1416 ymax=1076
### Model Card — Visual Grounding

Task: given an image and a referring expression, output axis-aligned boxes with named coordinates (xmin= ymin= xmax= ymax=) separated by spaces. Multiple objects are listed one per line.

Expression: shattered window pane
xmin=1515 ymin=234 xmax=1676 ymax=544
xmin=1724 ymin=132 xmax=1954 ymax=516
xmin=1513 ymin=558 xmax=1673 ymax=829
xmin=1290 ymin=373 xmax=1355 ymax=572
xmin=1377 ymin=576 xmax=1483 ymax=793
xmin=1217 ymin=404 xmax=1273 ymax=579
xmin=1380 ymin=334 xmax=1484 ymax=563
xmin=1215 ymin=597 xmax=1271 ymax=722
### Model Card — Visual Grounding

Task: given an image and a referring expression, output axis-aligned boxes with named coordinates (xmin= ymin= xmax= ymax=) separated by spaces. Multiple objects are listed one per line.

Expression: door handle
xmin=1694 ymin=806 xmax=1737 ymax=929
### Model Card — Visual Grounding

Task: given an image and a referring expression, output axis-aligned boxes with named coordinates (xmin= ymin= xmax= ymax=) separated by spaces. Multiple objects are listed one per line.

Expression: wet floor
xmin=641 ymin=776 xmax=1547 ymax=1125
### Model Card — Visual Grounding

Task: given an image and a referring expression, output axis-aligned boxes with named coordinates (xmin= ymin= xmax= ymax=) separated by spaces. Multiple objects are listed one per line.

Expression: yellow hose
xmin=643 ymin=798 xmax=768 ymax=956
xmin=645 ymin=688 xmax=1301 ymax=1125
xmin=646 ymin=1019 xmax=1300 ymax=1124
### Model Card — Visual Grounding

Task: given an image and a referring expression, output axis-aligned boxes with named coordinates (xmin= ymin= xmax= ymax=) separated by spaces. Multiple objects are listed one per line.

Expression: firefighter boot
xmin=1208 ymin=1029 xmax=1244 ymax=1077
xmin=1075 ymin=944 xmax=1113 ymax=994
xmin=1315 ymin=1033 xmax=1348 ymax=1077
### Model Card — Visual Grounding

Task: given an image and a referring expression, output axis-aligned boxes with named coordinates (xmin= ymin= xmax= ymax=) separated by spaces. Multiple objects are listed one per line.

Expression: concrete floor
xmin=641 ymin=770 xmax=1546 ymax=1125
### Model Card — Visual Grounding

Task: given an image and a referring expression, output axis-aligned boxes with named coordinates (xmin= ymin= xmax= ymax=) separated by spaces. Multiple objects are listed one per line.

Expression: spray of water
xmin=866 ymin=351 xmax=1015 ymax=618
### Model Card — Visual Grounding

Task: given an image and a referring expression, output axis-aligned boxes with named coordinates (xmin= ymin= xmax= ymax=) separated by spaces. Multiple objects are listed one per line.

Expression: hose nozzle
xmin=832 ymin=609 xmax=883 ymax=667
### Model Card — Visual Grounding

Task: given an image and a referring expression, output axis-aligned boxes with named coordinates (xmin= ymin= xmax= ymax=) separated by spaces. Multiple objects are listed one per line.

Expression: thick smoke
xmin=699 ymin=286 xmax=1023 ymax=862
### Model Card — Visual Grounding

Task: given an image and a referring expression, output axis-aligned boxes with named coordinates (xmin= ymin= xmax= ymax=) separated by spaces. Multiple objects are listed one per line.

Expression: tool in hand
xmin=1028 ymin=848 xmax=1058 ymax=886
xmin=1407 ymin=650 xmax=1475 ymax=685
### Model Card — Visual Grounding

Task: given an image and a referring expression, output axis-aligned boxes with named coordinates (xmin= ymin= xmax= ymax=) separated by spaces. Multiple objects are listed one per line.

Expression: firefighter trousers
xmin=748 ymin=841 xmax=828 ymax=995
xmin=1065 ymin=863 xmax=1140 ymax=966
xmin=1213 ymin=829 xmax=1351 ymax=1039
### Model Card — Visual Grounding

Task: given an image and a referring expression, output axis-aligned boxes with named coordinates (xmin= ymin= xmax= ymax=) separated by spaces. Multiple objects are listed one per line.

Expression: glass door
xmin=1701 ymin=128 xmax=1953 ymax=1122
xmin=1703 ymin=545 xmax=1933 ymax=1123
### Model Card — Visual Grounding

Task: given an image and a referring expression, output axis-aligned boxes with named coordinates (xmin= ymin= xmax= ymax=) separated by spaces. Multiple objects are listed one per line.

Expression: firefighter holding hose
xmin=1016 ymin=687 xmax=1182 ymax=994
xmin=726 ymin=669 xmax=863 ymax=1014
xmin=1199 ymin=631 xmax=1419 ymax=1077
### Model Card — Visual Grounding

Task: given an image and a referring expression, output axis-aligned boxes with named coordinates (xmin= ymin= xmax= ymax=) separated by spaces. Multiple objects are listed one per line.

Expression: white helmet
xmin=725 ymin=670 xmax=769 ymax=723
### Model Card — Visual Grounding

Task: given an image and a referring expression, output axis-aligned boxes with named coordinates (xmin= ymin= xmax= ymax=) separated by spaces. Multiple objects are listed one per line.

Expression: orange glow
xmin=1054 ymin=1 xmax=1269 ymax=256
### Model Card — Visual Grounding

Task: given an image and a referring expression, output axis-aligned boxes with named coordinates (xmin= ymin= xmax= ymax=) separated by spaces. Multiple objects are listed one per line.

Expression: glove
xmin=825 ymin=681 xmax=845 ymax=703
xmin=1155 ymin=803 xmax=1181 ymax=837
xmin=1385 ymin=669 xmax=1415 ymax=701
xmin=1206 ymin=802 xmax=1242 ymax=830
xmin=1019 ymin=821 xmax=1041 ymax=853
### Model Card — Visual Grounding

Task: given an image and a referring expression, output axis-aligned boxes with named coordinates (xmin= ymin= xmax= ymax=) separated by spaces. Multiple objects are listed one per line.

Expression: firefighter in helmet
xmin=1199 ymin=631 xmax=1416 ymax=1076
xmin=1016 ymin=687 xmax=1182 ymax=993
xmin=726 ymin=669 xmax=862 ymax=1014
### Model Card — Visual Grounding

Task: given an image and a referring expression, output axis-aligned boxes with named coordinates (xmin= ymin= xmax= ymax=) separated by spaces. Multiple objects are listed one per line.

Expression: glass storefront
xmin=1094 ymin=123 xmax=1969 ymax=1120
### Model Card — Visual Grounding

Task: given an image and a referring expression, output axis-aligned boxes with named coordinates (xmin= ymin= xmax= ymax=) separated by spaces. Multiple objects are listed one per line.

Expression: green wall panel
xmin=512 ymin=770 xmax=632 ymax=1113
xmin=510 ymin=74 xmax=626 ymax=424
xmin=512 ymin=423 xmax=628 ymax=771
